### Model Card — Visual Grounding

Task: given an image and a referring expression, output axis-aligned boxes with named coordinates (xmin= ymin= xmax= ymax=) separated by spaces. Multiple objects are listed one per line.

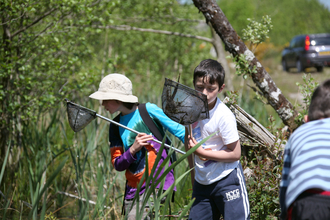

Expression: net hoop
xmin=161 ymin=78 xmax=209 ymax=125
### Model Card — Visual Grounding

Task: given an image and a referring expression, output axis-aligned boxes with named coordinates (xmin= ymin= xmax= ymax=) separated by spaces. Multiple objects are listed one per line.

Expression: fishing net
xmin=66 ymin=99 xmax=96 ymax=132
xmin=162 ymin=78 xmax=209 ymax=126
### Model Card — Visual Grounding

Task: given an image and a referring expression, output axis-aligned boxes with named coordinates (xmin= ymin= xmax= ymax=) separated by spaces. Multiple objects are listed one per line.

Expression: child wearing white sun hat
xmin=89 ymin=73 xmax=138 ymax=103
xmin=90 ymin=73 xmax=185 ymax=220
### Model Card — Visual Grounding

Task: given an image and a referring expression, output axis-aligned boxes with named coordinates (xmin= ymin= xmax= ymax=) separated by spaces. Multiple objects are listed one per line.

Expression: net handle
xmin=95 ymin=113 xmax=185 ymax=155
xmin=65 ymin=99 xmax=185 ymax=155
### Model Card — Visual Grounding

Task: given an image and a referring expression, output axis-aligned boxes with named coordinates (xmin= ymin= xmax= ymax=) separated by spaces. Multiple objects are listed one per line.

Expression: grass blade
xmin=28 ymin=157 xmax=68 ymax=219
xmin=0 ymin=141 xmax=11 ymax=186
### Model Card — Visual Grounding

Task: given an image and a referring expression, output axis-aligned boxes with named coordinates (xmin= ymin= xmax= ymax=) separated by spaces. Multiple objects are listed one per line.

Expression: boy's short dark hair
xmin=193 ymin=59 xmax=225 ymax=89
xmin=308 ymin=79 xmax=330 ymax=121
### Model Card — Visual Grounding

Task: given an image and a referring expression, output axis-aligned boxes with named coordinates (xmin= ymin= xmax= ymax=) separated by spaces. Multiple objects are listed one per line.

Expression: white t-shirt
xmin=192 ymin=97 xmax=239 ymax=185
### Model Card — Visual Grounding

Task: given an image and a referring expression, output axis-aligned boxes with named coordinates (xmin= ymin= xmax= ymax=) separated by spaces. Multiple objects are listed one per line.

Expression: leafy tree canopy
xmin=219 ymin=0 xmax=330 ymax=45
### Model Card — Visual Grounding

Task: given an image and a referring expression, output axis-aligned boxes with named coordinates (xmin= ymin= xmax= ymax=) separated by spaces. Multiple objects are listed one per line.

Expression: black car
xmin=281 ymin=33 xmax=330 ymax=72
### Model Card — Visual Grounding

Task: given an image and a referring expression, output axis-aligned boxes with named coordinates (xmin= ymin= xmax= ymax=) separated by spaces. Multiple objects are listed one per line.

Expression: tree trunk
xmin=192 ymin=0 xmax=299 ymax=131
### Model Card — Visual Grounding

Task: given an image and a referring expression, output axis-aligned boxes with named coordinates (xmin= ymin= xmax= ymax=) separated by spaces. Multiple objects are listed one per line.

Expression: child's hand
xmin=188 ymin=135 xmax=211 ymax=161
xmin=130 ymin=133 xmax=154 ymax=156
xmin=187 ymin=135 xmax=198 ymax=150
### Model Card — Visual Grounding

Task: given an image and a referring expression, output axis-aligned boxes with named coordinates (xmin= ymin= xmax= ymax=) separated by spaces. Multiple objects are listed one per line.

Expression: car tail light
xmin=305 ymin=35 xmax=310 ymax=50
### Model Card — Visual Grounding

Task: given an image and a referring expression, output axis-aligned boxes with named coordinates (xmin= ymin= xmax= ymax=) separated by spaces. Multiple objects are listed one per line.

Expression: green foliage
xmin=227 ymin=15 xmax=272 ymax=80
xmin=242 ymin=115 xmax=288 ymax=219
xmin=242 ymin=15 xmax=273 ymax=51
xmin=45 ymin=212 xmax=58 ymax=220
xmin=268 ymin=0 xmax=330 ymax=46
xmin=228 ymin=54 xmax=258 ymax=79
xmin=243 ymin=153 xmax=282 ymax=219
xmin=221 ymin=0 xmax=330 ymax=46
xmin=0 ymin=0 xmax=117 ymax=156
xmin=227 ymin=14 xmax=272 ymax=112
xmin=0 ymin=0 xmax=212 ymax=156
xmin=294 ymin=74 xmax=319 ymax=126
xmin=94 ymin=0 xmax=210 ymax=91
xmin=219 ymin=0 xmax=256 ymax=37
xmin=225 ymin=90 xmax=239 ymax=105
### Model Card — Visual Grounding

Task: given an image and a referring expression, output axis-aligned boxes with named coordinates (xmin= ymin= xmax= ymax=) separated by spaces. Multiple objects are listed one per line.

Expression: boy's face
xmin=194 ymin=76 xmax=224 ymax=110
xmin=102 ymin=100 xmax=122 ymax=114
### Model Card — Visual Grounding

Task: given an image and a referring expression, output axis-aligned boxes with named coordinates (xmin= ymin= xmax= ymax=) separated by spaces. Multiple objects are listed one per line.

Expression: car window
xmin=296 ymin=37 xmax=304 ymax=47
xmin=290 ymin=38 xmax=297 ymax=47
xmin=310 ymin=37 xmax=330 ymax=46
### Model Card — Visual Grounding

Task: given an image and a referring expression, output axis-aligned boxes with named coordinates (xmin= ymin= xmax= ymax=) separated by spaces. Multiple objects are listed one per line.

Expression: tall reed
xmin=0 ymin=99 xmax=197 ymax=219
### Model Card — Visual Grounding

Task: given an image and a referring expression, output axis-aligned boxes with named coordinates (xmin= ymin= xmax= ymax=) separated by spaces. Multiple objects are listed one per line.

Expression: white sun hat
xmin=89 ymin=73 xmax=138 ymax=103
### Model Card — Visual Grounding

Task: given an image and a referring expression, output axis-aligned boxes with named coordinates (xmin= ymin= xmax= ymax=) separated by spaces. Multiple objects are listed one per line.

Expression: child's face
xmin=102 ymin=100 xmax=122 ymax=114
xmin=194 ymin=76 xmax=224 ymax=109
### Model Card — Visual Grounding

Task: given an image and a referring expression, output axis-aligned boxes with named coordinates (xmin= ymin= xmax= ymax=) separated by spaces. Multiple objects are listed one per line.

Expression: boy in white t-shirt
xmin=186 ymin=59 xmax=250 ymax=220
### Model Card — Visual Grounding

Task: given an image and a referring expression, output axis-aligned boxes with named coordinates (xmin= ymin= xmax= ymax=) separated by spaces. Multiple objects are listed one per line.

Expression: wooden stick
xmin=185 ymin=127 xmax=195 ymax=186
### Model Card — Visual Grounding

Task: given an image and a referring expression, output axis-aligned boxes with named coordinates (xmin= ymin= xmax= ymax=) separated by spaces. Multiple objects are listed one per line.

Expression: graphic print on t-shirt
xmin=192 ymin=121 xmax=203 ymax=144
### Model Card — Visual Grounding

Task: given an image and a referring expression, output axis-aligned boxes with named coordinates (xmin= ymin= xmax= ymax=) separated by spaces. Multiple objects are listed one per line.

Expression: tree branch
xmin=0 ymin=12 xmax=26 ymax=26
xmin=11 ymin=6 xmax=59 ymax=38
xmin=113 ymin=15 xmax=205 ymax=25
xmin=24 ymin=22 xmax=54 ymax=45
xmin=92 ymin=24 xmax=214 ymax=43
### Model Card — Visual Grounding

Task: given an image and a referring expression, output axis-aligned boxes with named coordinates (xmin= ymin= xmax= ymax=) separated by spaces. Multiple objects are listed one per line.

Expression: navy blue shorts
xmin=188 ymin=163 xmax=250 ymax=220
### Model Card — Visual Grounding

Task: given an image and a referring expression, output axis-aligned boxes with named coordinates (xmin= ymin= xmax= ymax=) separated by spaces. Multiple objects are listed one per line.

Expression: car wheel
xmin=316 ymin=66 xmax=323 ymax=72
xmin=282 ymin=60 xmax=289 ymax=72
xmin=296 ymin=60 xmax=304 ymax=73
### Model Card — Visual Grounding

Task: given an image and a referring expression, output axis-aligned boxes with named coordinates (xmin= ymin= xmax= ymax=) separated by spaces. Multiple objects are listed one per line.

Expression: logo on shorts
xmin=226 ymin=189 xmax=240 ymax=201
